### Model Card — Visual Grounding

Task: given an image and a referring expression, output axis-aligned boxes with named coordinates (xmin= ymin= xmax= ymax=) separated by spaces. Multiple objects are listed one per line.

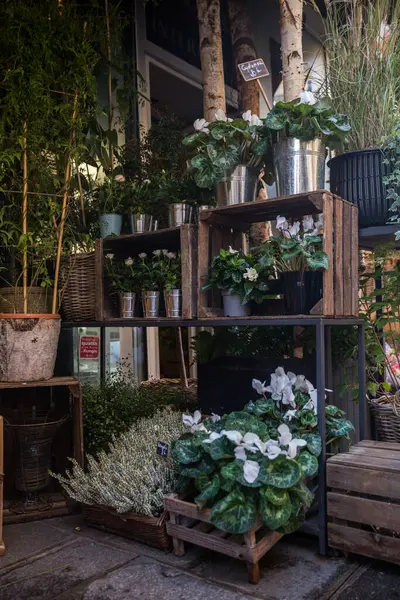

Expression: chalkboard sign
xmin=157 ymin=441 xmax=169 ymax=457
xmin=238 ymin=59 xmax=269 ymax=82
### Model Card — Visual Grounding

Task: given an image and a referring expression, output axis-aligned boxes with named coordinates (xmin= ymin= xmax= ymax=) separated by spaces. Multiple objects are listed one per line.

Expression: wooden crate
xmin=0 ymin=416 xmax=4 ymax=556
xmin=96 ymin=225 xmax=197 ymax=321
xmin=327 ymin=440 xmax=400 ymax=564
xmin=197 ymin=191 xmax=359 ymax=318
xmin=165 ymin=495 xmax=283 ymax=584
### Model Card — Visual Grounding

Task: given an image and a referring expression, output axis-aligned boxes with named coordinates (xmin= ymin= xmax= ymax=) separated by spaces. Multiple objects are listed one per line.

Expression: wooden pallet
xmin=165 ymin=495 xmax=283 ymax=584
xmin=327 ymin=440 xmax=400 ymax=564
xmin=96 ymin=225 xmax=197 ymax=320
xmin=197 ymin=190 xmax=359 ymax=318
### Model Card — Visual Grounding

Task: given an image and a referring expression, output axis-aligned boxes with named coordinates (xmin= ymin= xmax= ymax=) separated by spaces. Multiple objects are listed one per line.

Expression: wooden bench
xmin=327 ymin=440 xmax=400 ymax=564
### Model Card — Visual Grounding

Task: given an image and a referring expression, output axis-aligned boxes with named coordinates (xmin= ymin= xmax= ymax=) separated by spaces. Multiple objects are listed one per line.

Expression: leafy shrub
xmin=52 ymin=409 xmax=185 ymax=516
xmin=83 ymin=369 xmax=195 ymax=455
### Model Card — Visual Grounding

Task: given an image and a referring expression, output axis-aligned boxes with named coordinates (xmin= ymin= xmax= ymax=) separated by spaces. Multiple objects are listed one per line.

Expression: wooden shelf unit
xmin=197 ymin=190 xmax=359 ymax=319
xmin=95 ymin=225 xmax=197 ymax=321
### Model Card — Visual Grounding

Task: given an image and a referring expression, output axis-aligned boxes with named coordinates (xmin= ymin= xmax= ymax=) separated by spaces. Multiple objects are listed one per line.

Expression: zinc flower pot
xmin=281 ymin=272 xmax=322 ymax=315
xmin=130 ymin=213 xmax=155 ymax=233
xmin=221 ymin=291 xmax=251 ymax=317
xmin=273 ymin=138 xmax=326 ymax=196
xmin=99 ymin=213 xmax=122 ymax=238
xmin=0 ymin=313 xmax=61 ymax=382
xmin=119 ymin=293 xmax=136 ymax=318
xmin=164 ymin=289 xmax=181 ymax=317
xmin=142 ymin=291 xmax=160 ymax=318
xmin=328 ymin=148 xmax=393 ymax=227
xmin=216 ymin=165 xmax=258 ymax=207
xmin=168 ymin=204 xmax=192 ymax=227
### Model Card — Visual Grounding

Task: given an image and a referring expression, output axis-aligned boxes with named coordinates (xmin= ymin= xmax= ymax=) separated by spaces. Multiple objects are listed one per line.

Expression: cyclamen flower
xmin=276 ymin=215 xmax=289 ymax=231
xmin=215 ymin=109 xmax=228 ymax=121
xmin=243 ymin=460 xmax=260 ymax=484
xmin=125 ymin=257 xmax=134 ymax=266
xmin=153 ymin=249 xmax=162 ymax=256
xmin=242 ymin=110 xmax=262 ymax=126
xmin=302 ymin=215 xmax=314 ymax=232
xmin=312 ymin=214 xmax=324 ymax=235
xmin=299 ymin=90 xmax=316 ymax=105
xmin=167 ymin=252 xmax=176 ymax=259
xmin=228 ymin=246 xmax=238 ymax=254
xmin=252 ymin=379 xmax=268 ymax=395
xmin=278 ymin=424 xmax=307 ymax=459
xmin=243 ymin=267 xmax=259 ymax=282
xmin=139 ymin=253 xmax=147 ymax=259
xmin=105 ymin=253 xmax=114 ymax=260
xmin=194 ymin=118 xmax=210 ymax=133
xmin=182 ymin=411 xmax=208 ymax=434
xmin=283 ymin=409 xmax=298 ymax=423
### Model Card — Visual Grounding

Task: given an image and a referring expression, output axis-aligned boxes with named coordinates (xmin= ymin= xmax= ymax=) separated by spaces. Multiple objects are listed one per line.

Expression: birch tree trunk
xmin=228 ymin=0 xmax=259 ymax=115
xmin=196 ymin=0 xmax=226 ymax=121
xmin=280 ymin=0 xmax=304 ymax=101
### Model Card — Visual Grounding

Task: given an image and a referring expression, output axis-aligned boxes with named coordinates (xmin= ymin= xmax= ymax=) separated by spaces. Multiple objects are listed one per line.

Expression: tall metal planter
xmin=216 ymin=165 xmax=258 ymax=207
xmin=273 ymin=138 xmax=326 ymax=196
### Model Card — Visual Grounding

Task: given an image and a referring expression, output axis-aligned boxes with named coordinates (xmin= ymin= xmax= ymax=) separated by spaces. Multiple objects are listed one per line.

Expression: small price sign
xmin=238 ymin=58 xmax=269 ymax=82
xmin=79 ymin=335 xmax=100 ymax=360
xmin=157 ymin=441 xmax=169 ymax=457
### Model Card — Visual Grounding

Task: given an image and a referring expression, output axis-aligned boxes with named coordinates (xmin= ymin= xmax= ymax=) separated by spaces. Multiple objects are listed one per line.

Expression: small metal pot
xmin=216 ymin=165 xmax=258 ymax=207
xmin=168 ymin=203 xmax=192 ymax=227
xmin=99 ymin=213 xmax=122 ymax=238
xmin=142 ymin=291 xmax=160 ymax=318
xmin=119 ymin=292 xmax=136 ymax=318
xmin=221 ymin=291 xmax=251 ymax=317
xmin=164 ymin=289 xmax=181 ymax=318
xmin=131 ymin=213 xmax=155 ymax=233
xmin=273 ymin=137 xmax=326 ymax=196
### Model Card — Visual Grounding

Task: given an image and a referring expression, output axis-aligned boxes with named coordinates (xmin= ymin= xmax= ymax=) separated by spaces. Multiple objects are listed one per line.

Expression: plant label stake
xmin=238 ymin=58 xmax=272 ymax=111
xmin=156 ymin=441 xmax=169 ymax=457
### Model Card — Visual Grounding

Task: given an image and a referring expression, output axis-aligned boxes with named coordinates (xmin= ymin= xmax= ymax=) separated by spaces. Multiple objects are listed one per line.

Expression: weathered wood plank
xmin=328 ymin=492 xmax=400 ymax=530
xmin=180 ymin=225 xmax=193 ymax=319
xmin=351 ymin=205 xmax=359 ymax=317
xmin=322 ymin=193 xmax=334 ymax=316
xmin=333 ymin=197 xmax=344 ymax=316
xmin=357 ymin=440 xmax=400 ymax=452
xmin=342 ymin=201 xmax=352 ymax=316
xmin=327 ymin=464 xmax=400 ymax=499
xmin=165 ymin=497 xmax=211 ymax=523
xmin=349 ymin=446 xmax=400 ymax=461
xmin=197 ymin=221 xmax=211 ymax=318
xmin=328 ymin=523 xmax=400 ymax=565
xmin=328 ymin=453 xmax=400 ymax=473
xmin=253 ymin=530 xmax=283 ymax=562
xmin=166 ymin=523 xmax=250 ymax=560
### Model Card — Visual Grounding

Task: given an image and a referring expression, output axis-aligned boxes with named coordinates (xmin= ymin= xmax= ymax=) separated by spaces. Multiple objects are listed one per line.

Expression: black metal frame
xmin=62 ymin=316 xmax=367 ymax=556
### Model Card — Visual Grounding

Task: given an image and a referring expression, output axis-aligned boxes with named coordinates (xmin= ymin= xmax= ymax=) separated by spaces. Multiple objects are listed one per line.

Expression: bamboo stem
xmin=22 ymin=122 xmax=28 ymax=314
xmin=52 ymin=91 xmax=79 ymax=314
xmin=105 ymin=0 xmax=114 ymax=170
xmin=76 ymin=163 xmax=86 ymax=228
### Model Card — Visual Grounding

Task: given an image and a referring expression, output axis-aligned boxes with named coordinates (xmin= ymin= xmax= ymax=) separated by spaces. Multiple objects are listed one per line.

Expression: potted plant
xmin=51 ymin=408 xmax=185 ymax=550
xmin=138 ymin=251 xmax=164 ymax=318
xmin=256 ymin=214 xmax=328 ymax=314
xmin=98 ymin=175 xmax=125 ymax=238
xmin=172 ymin=366 xmax=353 ymax=536
xmin=128 ymin=179 xmax=159 ymax=233
xmin=258 ymin=92 xmax=350 ymax=196
xmin=183 ymin=110 xmax=264 ymax=207
xmin=322 ymin=0 xmax=400 ymax=227
xmin=160 ymin=250 xmax=182 ymax=317
xmin=203 ymin=247 xmax=269 ymax=317
xmin=104 ymin=254 xmax=142 ymax=318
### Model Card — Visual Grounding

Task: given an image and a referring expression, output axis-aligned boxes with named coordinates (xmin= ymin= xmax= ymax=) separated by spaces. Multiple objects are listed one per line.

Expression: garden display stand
xmin=197 ymin=190 xmax=359 ymax=318
xmin=165 ymin=494 xmax=282 ymax=584
xmin=0 ymin=377 xmax=84 ymax=524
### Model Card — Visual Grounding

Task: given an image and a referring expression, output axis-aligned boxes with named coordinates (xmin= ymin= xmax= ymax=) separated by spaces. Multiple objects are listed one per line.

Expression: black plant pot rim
xmin=328 ymin=147 xmax=384 ymax=167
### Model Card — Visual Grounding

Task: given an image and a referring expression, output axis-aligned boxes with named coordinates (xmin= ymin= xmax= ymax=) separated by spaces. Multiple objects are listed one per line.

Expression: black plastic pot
xmin=198 ymin=356 xmax=316 ymax=415
xmin=281 ymin=271 xmax=322 ymax=315
xmin=328 ymin=149 xmax=392 ymax=228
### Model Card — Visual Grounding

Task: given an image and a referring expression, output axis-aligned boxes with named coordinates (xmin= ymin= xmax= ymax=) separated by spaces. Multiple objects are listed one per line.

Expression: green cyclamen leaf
xmin=260 ymin=456 xmax=302 ymax=489
xmin=195 ymin=474 xmax=220 ymax=508
xmin=297 ymin=451 xmax=319 ymax=477
xmin=172 ymin=437 xmax=202 ymax=465
xmin=210 ymin=490 xmax=257 ymax=534
xmin=207 ymin=436 xmax=234 ymax=461
xmin=278 ymin=512 xmax=306 ymax=534
xmin=260 ymin=486 xmax=290 ymax=507
xmin=259 ymin=497 xmax=292 ymax=530
xmin=327 ymin=417 xmax=355 ymax=438
xmin=301 ymin=433 xmax=322 ymax=457
xmin=290 ymin=481 xmax=315 ymax=510
xmin=244 ymin=399 xmax=277 ymax=417
xmin=225 ymin=412 xmax=269 ymax=437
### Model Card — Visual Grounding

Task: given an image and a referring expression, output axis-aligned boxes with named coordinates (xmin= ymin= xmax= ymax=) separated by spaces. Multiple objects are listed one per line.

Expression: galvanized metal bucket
xmin=99 ymin=213 xmax=122 ymax=238
xmin=168 ymin=203 xmax=192 ymax=227
xmin=164 ymin=289 xmax=181 ymax=317
xmin=119 ymin=292 xmax=136 ymax=318
xmin=142 ymin=291 xmax=160 ymax=318
xmin=130 ymin=213 xmax=156 ymax=233
xmin=221 ymin=291 xmax=251 ymax=317
xmin=273 ymin=138 xmax=326 ymax=196
xmin=216 ymin=165 xmax=258 ymax=207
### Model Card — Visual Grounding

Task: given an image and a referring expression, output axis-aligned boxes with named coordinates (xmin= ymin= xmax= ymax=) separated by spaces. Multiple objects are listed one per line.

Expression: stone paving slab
xmin=336 ymin=561 xmax=400 ymax=600
xmin=1 ymin=521 xmax=75 ymax=572
xmin=0 ymin=538 xmax=137 ymax=600
xmin=81 ymin=556 xmax=258 ymax=600
xmin=193 ymin=535 xmax=355 ymax=600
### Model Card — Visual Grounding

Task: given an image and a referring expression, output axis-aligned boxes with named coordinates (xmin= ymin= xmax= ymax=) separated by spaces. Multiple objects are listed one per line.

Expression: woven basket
xmin=82 ymin=505 xmax=171 ymax=550
xmin=0 ymin=287 xmax=52 ymax=314
xmin=369 ymin=397 xmax=400 ymax=442
xmin=61 ymin=253 xmax=96 ymax=322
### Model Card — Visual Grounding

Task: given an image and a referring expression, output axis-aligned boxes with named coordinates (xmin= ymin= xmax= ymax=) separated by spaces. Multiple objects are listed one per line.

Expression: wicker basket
xmin=0 ymin=287 xmax=52 ymax=314
xmin=61 ymin=252 xmax=96 ymax=322
xmin=82 ymin=505 xmax=171 ymax=550
xmin=369 ymin=397 xmax=400 ymax=442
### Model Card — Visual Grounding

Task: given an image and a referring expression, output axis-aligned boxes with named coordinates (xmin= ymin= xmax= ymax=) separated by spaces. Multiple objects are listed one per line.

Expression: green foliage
xmin=210 ymin=490 xmax=258 ymax=534
xmin=203 ymin=247 xmax=270 ymax=304
xmin=183 ymin=111 xmax=264 ymax=188
xmin=261 ymin=97 xmax=350 ymax=150
xmin=83 ymin=370 xmax=195 ymax=455
xmin=382 ymin=122 xmax=400 ymax=238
